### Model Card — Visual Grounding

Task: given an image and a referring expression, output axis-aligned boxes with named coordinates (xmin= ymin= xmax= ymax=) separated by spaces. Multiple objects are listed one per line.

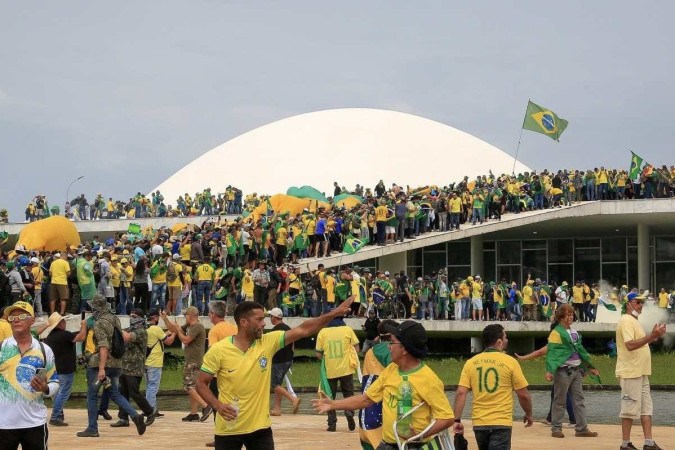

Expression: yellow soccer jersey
xmin=458 ymin=349 xmax=528 ymax=426
xmin=200 ymin=331 xmax=284 ymax=436
xmin=366 ymin=362 xmax=454 ymax=444
xmin=145 ymin=325 xmax=167 ymax=368
xmin=315 ymin=326 xmax=359 ymax=378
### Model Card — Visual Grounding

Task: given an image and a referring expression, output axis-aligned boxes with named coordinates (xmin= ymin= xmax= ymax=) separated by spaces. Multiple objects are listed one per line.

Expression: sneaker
xmin=182 ymin=413 xmax=200 ymax=422
xmin=566 ymin=422 xmax=577 ymax=428
xmin=76 ymin=429 xmax=100 ymax=438
xmin=145 ymin=408 xmax=158 ymax=426
xmin=551 ymin=430 xmax=565 ymax=438
xmin=347 ymin=415 xmax=356 ymax=431
xmin=327 ymin=425 xmax=336 ymax=432
xmin=643 ymin=443 xmax=663 ymax=450
xmin=98 ymin=410 xmax=112 ymax=420
xmin=540 ymin=419 xmax=552 ymax=426
xmin=200 ymin=405 xmax=213 ymax=422
xmin=620 ymin=443 xmax=639 ymax=450
xmin=49 ymin=419 xmax=68 ymax=427
xmin=575 ymin=429 xmax=598 ymax=437
xmin=132 ymin=414 xmax=147 ymax=436
xmin=156 ymin=411 xmax=165 ymax=417
xmin=110 ymin=419 xmax=129 ymax=428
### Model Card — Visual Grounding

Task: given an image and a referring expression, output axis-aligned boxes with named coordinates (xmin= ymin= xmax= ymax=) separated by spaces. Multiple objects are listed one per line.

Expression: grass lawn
xmin=70 ymin=352 xmax=675 ymax=393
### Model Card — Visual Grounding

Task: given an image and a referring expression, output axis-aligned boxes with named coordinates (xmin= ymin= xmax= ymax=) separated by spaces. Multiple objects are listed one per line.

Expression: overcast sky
xmin=1 ymin=1 xmax=673 ymax=220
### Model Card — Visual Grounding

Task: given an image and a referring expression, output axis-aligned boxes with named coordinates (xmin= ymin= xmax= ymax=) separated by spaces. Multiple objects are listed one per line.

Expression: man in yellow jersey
xmin=195 ymin=257 xmax=215 ymax=315
xmin=316 ymin=316 xmax=360 ymax=432
xmin=49 ymin=251 xmax=71 ymax=315
xmin=374 ymin=200 xmax=389 ymax=246
xmin=144 ymin=309 xmax=175 ymax=419
xmin=449 ymin=192 xmax=462 ymax=230
xmin=313 ymin=320 xmax=454 ymax=449
xmin=166 ymin=254 xmax=184 ymax=316
xmin=324 ymin=268 xmax=337 ymax=312
xmin=453 ymin=323 xmax=533 ymax=450
xmin=196 ymin=296 xmax=354 ymax=450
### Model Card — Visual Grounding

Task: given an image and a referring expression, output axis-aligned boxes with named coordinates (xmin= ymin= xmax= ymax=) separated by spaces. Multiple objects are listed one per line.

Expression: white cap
xmin=30 ymin=257 xmax=39 ymax=264
xmin=172 ymin=253 xmax=181 ymax=260
xmin=268 ymin=307 xmax=283 ymax=318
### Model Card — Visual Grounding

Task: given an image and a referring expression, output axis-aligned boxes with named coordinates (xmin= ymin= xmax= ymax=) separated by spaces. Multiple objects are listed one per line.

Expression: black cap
xmin=147 ymin=309 xmax=160 ymax=317
xmin=131 ymin=308 xmax=145 ymax=318
xmin=382 ymin=320 xmax=428 ymax=359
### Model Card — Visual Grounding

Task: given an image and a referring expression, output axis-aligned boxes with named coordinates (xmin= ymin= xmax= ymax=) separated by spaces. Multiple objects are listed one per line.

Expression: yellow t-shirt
xmin=522 ymin=285 xmax=534 ymax=305
xmin=197 ymin=264 xmax=215 ymax=282
xmin=458 ymin=349 xmax=528 ymax=426
xmin=109 ymin=264 xmax=121 ymax=288
xmin=167 ymin=262 xmax=184 ymax=288
xmin=145 ymin=325 xmax=167 ymax=368
xmin=658 ymin=292 xmax=669 ymax=308
xmin=615 ymin=314 xmax=652 ymax=378
xmin=151 ymin=261 xmax=167 ymax=284
xmin=49 ymin=258 xmax=71 ymax=286
xmin=305 ymin=218 xmax=316 ymax=235
xmin=449 ymin=197 xmax=462 ymax=213
xmin=471 ymin=282 xmax=482 ymax=299
xmin=200 ymin=331 xmax=284 ymax=436
xmin=242 ymin=269 xmax=254 ymax=299
xmin=315 ymin=326 xmax=359 ymax=378
xmin=179 ymin=244 xmax=191 ymax=261
xmin=275 ymin=227 xmax=288 ymax=246
xmin=375 ymin=205 xmax=388 ymax=222
xmin=123 ymin=265 xmax=133 ymax=288
xmin=366 ymin=362 xmax=454 ymax=444
xmin=0 ymin=319 xmax=12 ymax=342
xmin=208 ymin=321 xmax=238 ymax=346
xmin=572 ymin=286 xmax=584 ymax=304
xmin=325 ymin=275 xmax=336 ymax=303
xmin=31 ymin=266 xmax=43 ymax=291
xmin=288 ymin=273 xmax=302 ymax=291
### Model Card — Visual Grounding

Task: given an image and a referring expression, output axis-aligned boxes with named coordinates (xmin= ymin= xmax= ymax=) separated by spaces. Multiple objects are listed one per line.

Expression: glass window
xmin=407 ymin=267 xmax=423 ymax=279
xmin=627 ymin=237 xmax=637 ymax=247
xmin=483 ymin=250 xmax=496 ymax=284
xmin=655 ymin=262 xmax=675 ymax=291
xmin=575 ymin=247 xmax=600 ymax=283
xmin=602 ymin=237 xmax=627 ymax=263
xmin=576 ymin=238 xmax=600 ymax=248
xmin=548 ymin=239 xmax=573 ymax=263
xmin=548 ymin=264 xmax=573 ymax=286
xmin=601 ymin=263 xmax=627 ymax=288
xmin=447 ymin=266 xmax=471 ymax=283
xmin=655 ymin=237 xmax=675 ymax=261
xmin=522 ymin=250 xmax=547 ymax=282
xmin=426 ymin=243 xmax=446 ymax=252
xmin=628 ymin=251 xmax=637 ymax=288
xmin=407 ymin=249 xmax=423 ymax=267
xmin=523 ymin=240 xmax=547 ymax=249
xmin=497 ymin=265 xmax=521 ymax=286
xmin=447 ymin=242 xmax=471 ymax=266
xmin=483 ymin=241 xmax=495 ymax=250
xmin=497 ymin=241 xmax=521 ymax=265
xmin=423 ymin=252 xmax=447 ymax=276
xmin=359 ymin=258 xmax=378 ymax=272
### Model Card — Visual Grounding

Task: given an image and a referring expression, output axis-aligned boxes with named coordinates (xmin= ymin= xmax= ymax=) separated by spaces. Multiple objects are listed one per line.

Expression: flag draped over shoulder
xmin=545 ymin=325 xmax=598 ymax=384
xmin=522 ymin=100 xmax=568 ymax=141
xmin=318 ymin=357 xmax=333 ymax=398
xmin=343 ymin=235 xmax=368 ymax=254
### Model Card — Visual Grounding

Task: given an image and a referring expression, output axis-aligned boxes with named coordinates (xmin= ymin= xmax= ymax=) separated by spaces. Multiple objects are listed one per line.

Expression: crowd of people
xmin=8 ymin=163 xmax=675 ymax=224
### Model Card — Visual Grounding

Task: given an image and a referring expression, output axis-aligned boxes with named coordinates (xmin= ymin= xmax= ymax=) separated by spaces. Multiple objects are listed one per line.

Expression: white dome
xmin=152 ymin=108 xmax=530 ymax=202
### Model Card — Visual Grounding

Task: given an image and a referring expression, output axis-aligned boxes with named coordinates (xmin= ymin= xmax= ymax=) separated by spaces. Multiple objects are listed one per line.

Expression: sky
xmin=1 ymin=1 xmax=673 ymax=220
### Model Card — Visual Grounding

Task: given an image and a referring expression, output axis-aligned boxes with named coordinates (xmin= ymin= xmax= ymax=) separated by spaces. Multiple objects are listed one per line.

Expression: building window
xmin=602 ymin=237 xmax=627 ymax=263
xmin=447 ymin=242 xmax=470 ymax=266
xmin=548 ymin=239 xmax=573 ymax=263
xmin=497 ymin=241 xmax=521 ymax=265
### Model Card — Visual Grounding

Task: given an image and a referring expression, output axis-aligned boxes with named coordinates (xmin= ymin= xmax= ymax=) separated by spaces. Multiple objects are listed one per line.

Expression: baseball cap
xmin=268 ymin=307 xmax=283 ymax=318
xmin=172 ymin=253 xmax=181 ymax=260
xmin=3 ymin=301 xmax=34 ymax=319
xmin=382 ymin=320 xmax=428 ymax=358
xmin=626 ymin=292 xmax=645 ymax=302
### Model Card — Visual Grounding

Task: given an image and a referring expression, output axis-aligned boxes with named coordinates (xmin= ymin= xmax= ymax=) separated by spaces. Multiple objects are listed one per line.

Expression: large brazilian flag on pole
xmin=522 ymin=100 xmax=569 ymax=141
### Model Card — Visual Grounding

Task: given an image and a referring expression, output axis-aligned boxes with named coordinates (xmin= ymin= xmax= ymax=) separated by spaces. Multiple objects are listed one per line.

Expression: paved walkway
xmin=48 ymin=410 xmax=674 ymax=449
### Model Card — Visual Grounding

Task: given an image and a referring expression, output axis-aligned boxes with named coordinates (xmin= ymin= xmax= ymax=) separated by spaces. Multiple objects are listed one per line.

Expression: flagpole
xmin=512 ymin=101 xmax=530 ymax=176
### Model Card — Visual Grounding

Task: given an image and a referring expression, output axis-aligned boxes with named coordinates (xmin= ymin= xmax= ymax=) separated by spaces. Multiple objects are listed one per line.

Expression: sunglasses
xmin=632 ymin=300 xmax=645 ymax=305
xmin=7 ymin=313 xmax=32 ymax=322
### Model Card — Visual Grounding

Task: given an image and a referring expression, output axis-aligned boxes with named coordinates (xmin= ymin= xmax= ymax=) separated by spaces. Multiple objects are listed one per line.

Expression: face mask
xmin=629 ymin=303 xmax=640 ymax=318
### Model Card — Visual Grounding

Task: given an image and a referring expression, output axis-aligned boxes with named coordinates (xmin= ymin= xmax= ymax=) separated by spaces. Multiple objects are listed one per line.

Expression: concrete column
xmin=637 ymin=224 xmax=650 ymax=291
xmin=378 ymin=251 xmax=407 ymax=276
xmin=470 ymin=235 xmax=484 ymax=277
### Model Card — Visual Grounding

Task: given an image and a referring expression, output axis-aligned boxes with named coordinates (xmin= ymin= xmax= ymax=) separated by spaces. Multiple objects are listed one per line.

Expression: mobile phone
xmin=35 ymin=368 xmax=48 ymax=381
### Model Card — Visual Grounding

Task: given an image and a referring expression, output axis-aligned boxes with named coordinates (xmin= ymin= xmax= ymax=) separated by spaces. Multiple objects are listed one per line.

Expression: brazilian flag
xmin=292 ymin=233 xmax=309 ymax=252
xmin=522 ymin=100 xmax=568 ymax=141
xmin=343 ymin=235 xmax=368 ymax=255
xmin=335 ymin=282 xmax=350 ymax=301
xmin=539 ymin=285 xmax=552 ymax=318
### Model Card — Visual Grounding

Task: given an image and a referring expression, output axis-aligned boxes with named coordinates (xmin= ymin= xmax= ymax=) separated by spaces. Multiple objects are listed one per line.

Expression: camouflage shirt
xmin=88 ymin=312 xmax=123 ymax=369
xmin=122 ymin=326 xmax=148 ymax=377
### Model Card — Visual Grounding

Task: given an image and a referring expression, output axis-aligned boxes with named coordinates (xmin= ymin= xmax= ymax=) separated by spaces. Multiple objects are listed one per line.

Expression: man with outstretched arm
xmin=195 ymin=296 xmax=355 ymax=450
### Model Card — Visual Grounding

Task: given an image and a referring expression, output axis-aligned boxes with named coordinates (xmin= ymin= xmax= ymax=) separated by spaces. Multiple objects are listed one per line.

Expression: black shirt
xmin=363 ymin=317 xmax=380 ymax=341
xmin=271 ymin=323 xmax=293 ymax=363
xmin=44 ymin=328 xmax=77 ymax=374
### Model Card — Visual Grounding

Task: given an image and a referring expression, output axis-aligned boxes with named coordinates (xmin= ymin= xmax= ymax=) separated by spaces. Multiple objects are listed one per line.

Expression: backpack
xmin=588 ymin=289 xmax=595 ymax=300
xmin=167 ymin=262 xmax=177 ymax=282
xmin=101 ymin=317 xmax=126 ymax=359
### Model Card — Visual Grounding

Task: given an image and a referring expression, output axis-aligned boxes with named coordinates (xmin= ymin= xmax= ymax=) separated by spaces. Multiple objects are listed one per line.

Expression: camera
xmin=94 ymin=376 xmax=111 ymax=390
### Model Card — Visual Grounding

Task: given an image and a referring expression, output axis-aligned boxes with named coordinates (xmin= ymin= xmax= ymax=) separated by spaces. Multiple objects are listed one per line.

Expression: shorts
xmin=183 ymin=363 xmax=199 ymax=390
xmin=385 ymin=226 xmax=395 ymax=234
xmin=472 ymin=298 xmax=483 ymax=310
xmin=50 ymin=283 xmax=69 ymax=301
xmin=308 ymin=235 xmax=317 ymax=245
xmin=168 ymin=286 xmax=182 ymax=301
xmin=315 ymin=233 xmax=326 ymax=242
xmin=271 ymin=361 xmax=292 ymax=388
xmin=619 ymin=376 xmax=653 ymax=419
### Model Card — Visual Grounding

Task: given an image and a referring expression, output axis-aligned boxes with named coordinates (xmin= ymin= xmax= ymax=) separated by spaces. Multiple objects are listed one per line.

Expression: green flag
xmin=318 ymin=358 xmax=333 ymax=398
xmin=522 ymin=100 xmax=568 ymax=141
xmin=599 ymin=298 xmax=617 ymax=311
xmin=343 ymin=235 xmax=368 ymax=254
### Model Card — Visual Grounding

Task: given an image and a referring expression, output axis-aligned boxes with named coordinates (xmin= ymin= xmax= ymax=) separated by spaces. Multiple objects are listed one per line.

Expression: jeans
xmin=51 ymin=372 xmax=75 ymax=421
xmin=461 ymin=298 xmax=470 ymax=320
xmin=145 ymin=366 xmax=163 ymax=408
xmin=473 ymin=426 xmax=512 ymax=450
xmin=437 ymin=212 xmax=447 ymax=231
xmin=471 ymin=208 xmax=483 ymax=224
xmin=196 ymin=281 xmax=212 ymax=314
xmin=552 ymin=367 xmax=588 ymax=433
xmin=507 ymin=302 xmax=522 ymax=320
xmin=116 ymin=286 xmax=131 ymax=315
xmin=450 ymin=212 xmax=460 ymax=230
xmin=585 ymin=180 xmax=595 ymax=200
xmin=534 ymin=192 xmax=544 ymax=209
xmin=396 ymin=218 xmax=406 ymax=241
xmin=151 ymin=283 xmax=167 ymax=310
xmin=85 ymin=367 xmax=138 ymax=431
